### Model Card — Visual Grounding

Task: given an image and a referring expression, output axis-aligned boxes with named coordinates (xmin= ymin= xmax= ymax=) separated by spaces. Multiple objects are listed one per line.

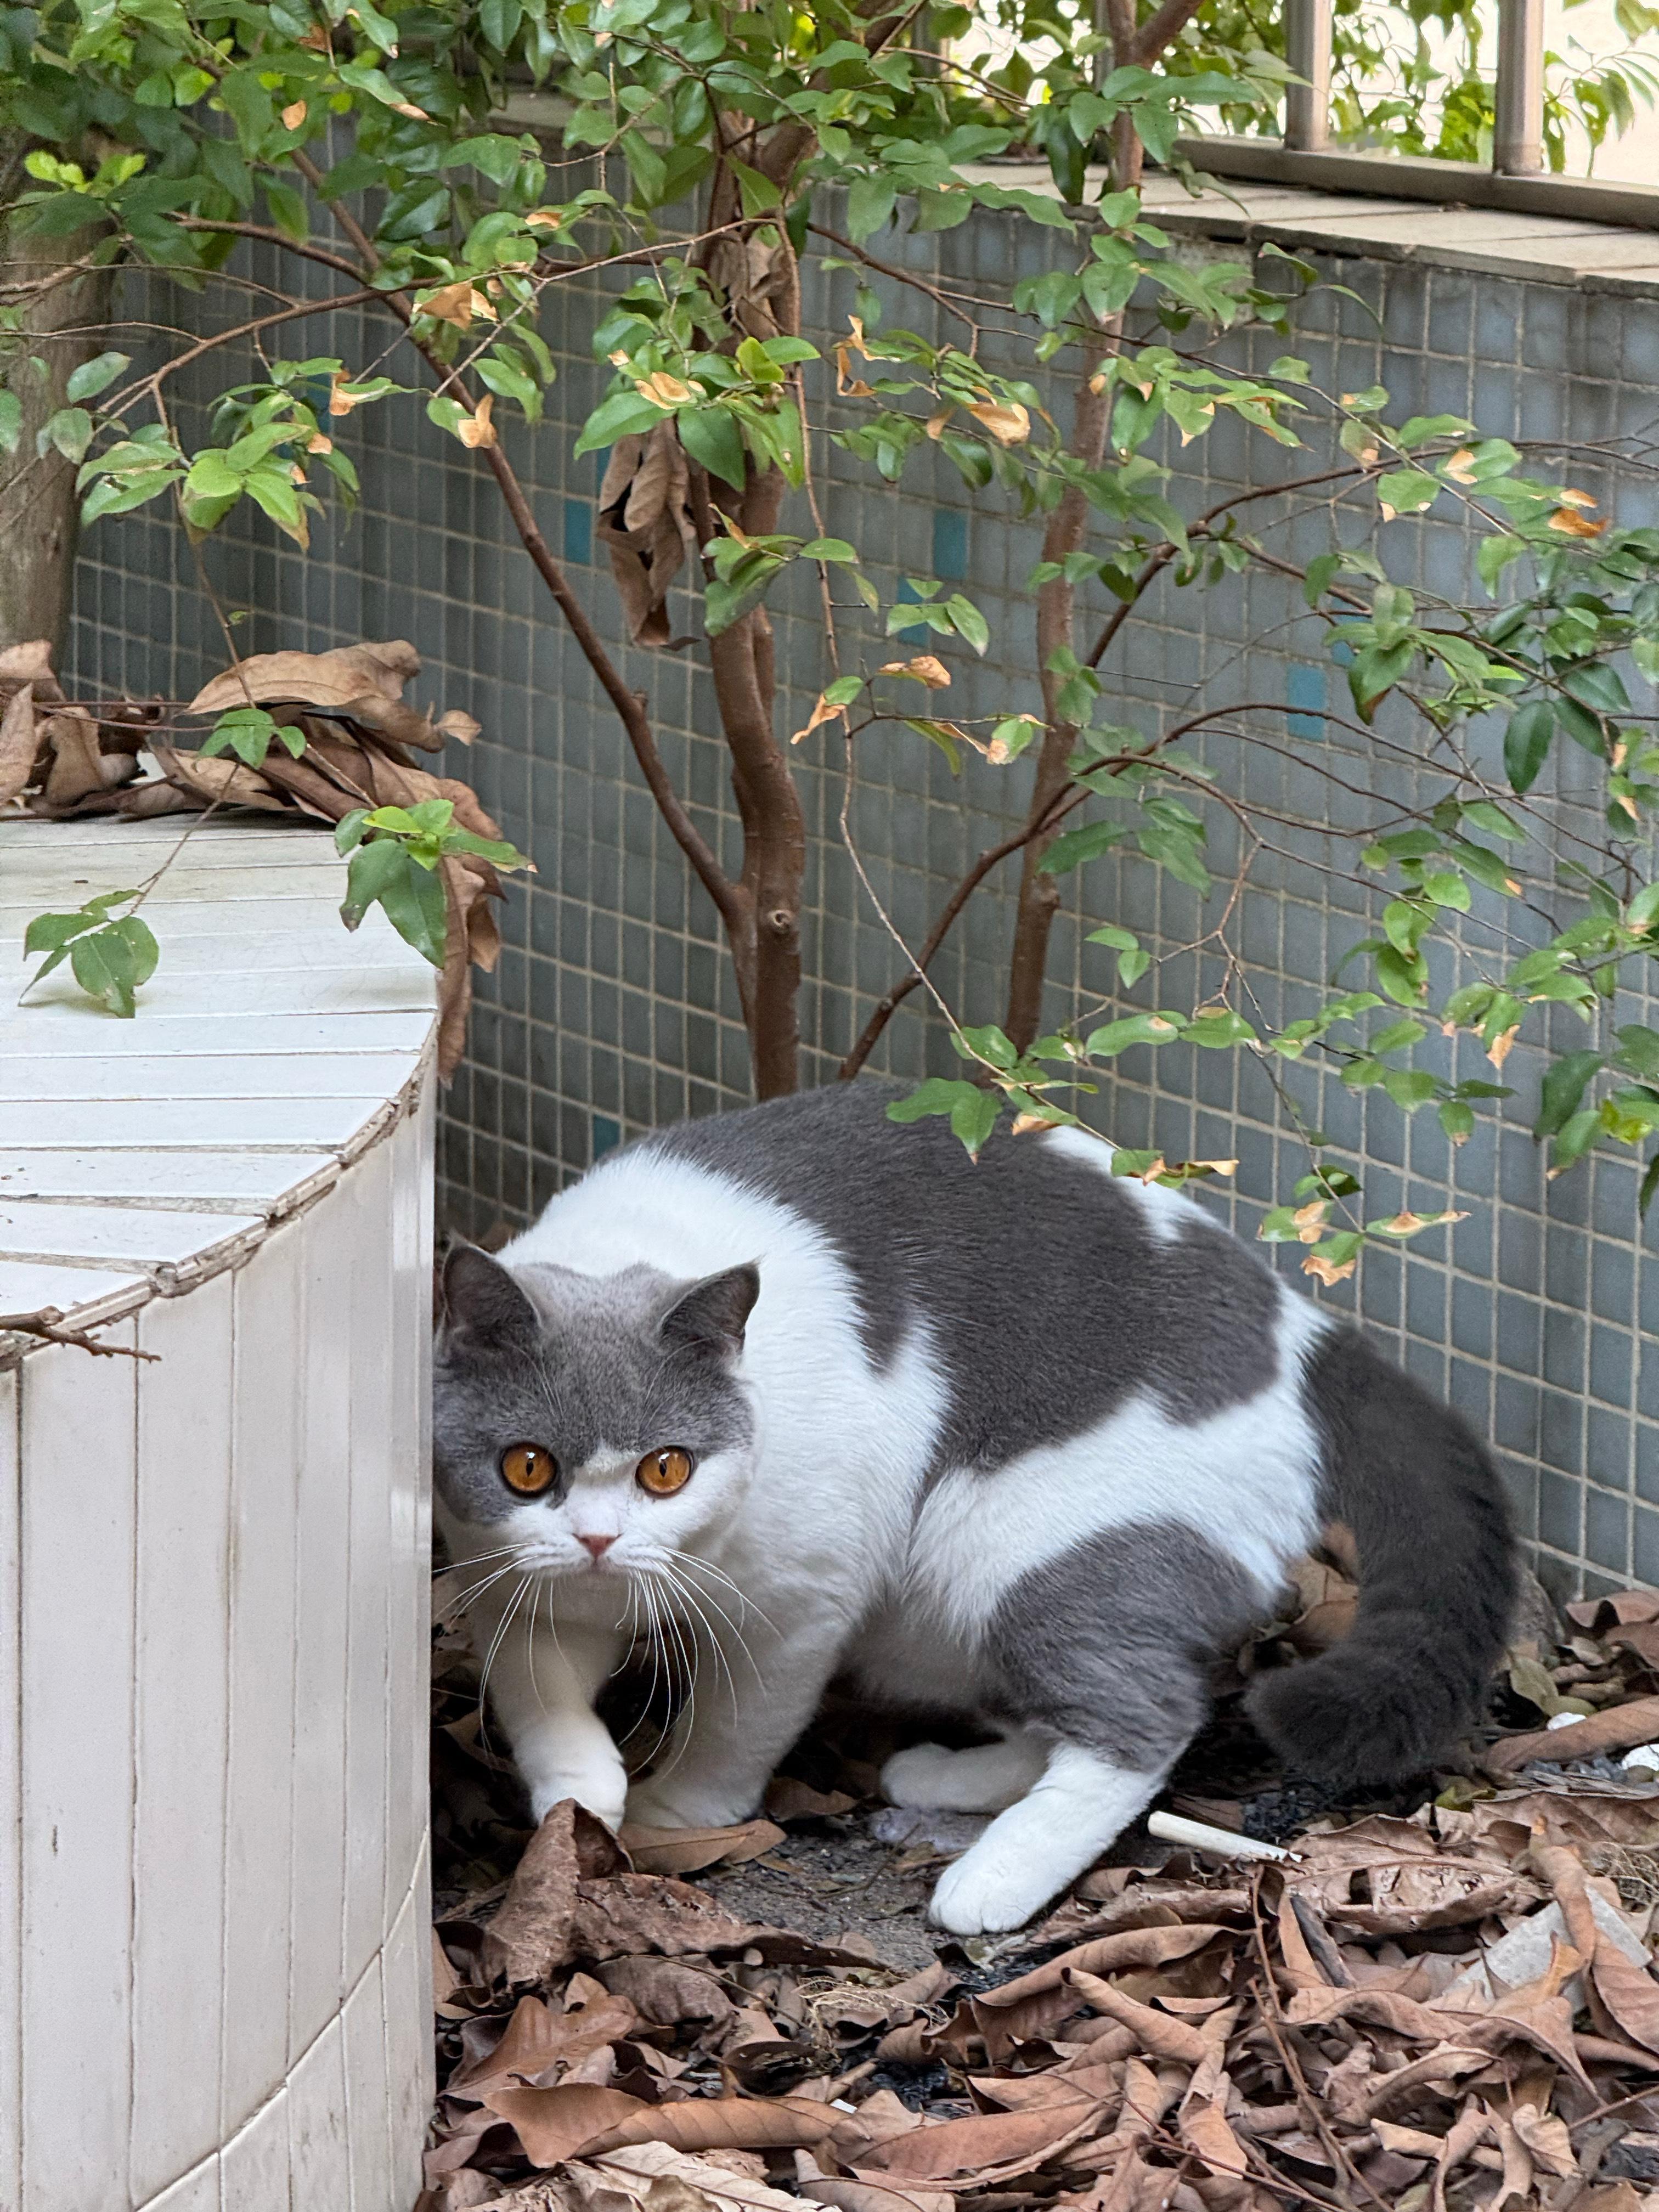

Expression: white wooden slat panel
xmin=130 ymin=1275 xmax=234 ymax=2208
xmin=343 ymin=1141 xmax=394 ymax=1986
xmin=8 ymin=1012 xmax=435 ymax=1059
xmin=138 ymin=2155 xmax=221 ymax=2212
xmin=0 ymin=1152 xmax=338 ymax=1214
xmin=286 ymin=2017 xmax=349 ymax=2212
xmin=340 ymin=1950 xmax=393 ymax=2212
xmin=382 ymin=1841 xmax=432 ymax=2211
xmin=222 ymin=1218 xmax=304 ymax=2143
xmin=0 ymin=1365 xmax=20 ymax=2212
xmin=0 ymin=1203 xmax=263 ymax=1271
xmin=384 ymin=1109 xmax=427 ymax=1920
xmin=218 ymin=2087 xmax=291 ymax=2212
xmin=0 ymin=1099 xmax=394 ymax=1153
xmin=287 ymin=1189 xmax=355 ymax=2061
xmin=0 ymin=927 xmax=421 ymax=976
xmin=18 ymin=1331 xmax=138 ymax=2212
xmin=0 ymin=1055 xmax=421 ymax=1103
xmin=0 ymin=969 xmax=432 ymax=1022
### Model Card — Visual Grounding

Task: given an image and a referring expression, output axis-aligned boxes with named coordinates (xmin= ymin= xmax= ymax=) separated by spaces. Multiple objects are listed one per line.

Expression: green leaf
xmin=1082 ymin=1011 xmax=1182 ymax=1057
xmin=263 ymin=181 xmax=309 ymax=245
xmin=0 ymin=391 xmax=20 ymax=456
xmin=847 ymin=172 xmax=897 ymax=241
xmin=40 ymin=407 xmax=93 ymax=463
xmin=887 ymin=1076 xmax=1001 ymax=1157
xmin=1504 ymin=699 xmax=1554 ymax=794
xmin=1040 ymin=821 xmax=1128 ymax=875
xmin=944 ymin=594 xmax=989 ymax=654
xmin=64 ymin=351 xmax=129 ymax=404
xmin=676 ymin=405 xmax=747 ymax=490
xmin=1438 ymin=1099 xmax=1475 ymax=1144
xmin=1536 ymin=1049 xmax=1604 ymax=1139
xmin=341 ymin=839 xmax=449 ymax=966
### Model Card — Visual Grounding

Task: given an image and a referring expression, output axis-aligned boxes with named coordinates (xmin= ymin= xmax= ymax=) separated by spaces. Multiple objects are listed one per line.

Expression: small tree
xmin=5 ymin=0 xmax=1659 ymax=1280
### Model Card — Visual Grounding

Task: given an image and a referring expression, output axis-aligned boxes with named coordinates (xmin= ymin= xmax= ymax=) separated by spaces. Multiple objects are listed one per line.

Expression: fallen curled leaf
xmin=1489 ymin=1694 xmax=1659 ymax=1770
xmin=153 ymin=743 xmax=287 ymax=812
xmin=0 ymin=681 xmax=38 ymax=806
xmin=617 ymin=1819 xmax=786 ymax=1876
xmin=854 ymin=2097 xmax=1106 ymax=2182
xmin=554 ymin=2142 xmax=806 ymax=2212
xmin=488 ymin=2085 xmax=838 ymax=2169
xmin=187 ymin=641 xmax=422 ymax=718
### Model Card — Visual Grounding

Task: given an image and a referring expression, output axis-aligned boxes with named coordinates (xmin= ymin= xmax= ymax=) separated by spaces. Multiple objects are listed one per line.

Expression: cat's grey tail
xmin=1244 ymin=1324 xmax=1516 ymax=1792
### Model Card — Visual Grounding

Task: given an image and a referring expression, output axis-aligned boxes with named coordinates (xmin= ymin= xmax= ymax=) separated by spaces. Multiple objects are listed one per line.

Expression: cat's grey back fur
xmin=644 ymin=1080 xmax=1282 ymax=1472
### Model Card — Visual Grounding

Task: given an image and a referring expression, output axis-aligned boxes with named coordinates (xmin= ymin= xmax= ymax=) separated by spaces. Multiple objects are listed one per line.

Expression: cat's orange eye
xmin=500 ymin=1443 xmax=558 ymax=1496
xmin=636 ymin=1447 xmax=693 ymax=1497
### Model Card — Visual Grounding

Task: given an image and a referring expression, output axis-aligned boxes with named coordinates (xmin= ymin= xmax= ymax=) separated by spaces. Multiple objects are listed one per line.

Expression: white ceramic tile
xmin=0 ymin=1098 xmax=397 ymax=1154
xmin=0 ymin=1053 xmax=422 ymax=1103
xmin=286 ymin=2015 xmax=349 ymax=2212
xmin=0 ymin=1256 xmax=149 ymax=1326
xmin=0 ymin=1152 xmax=338 ymax=1215
xmin=343 ymin=1141 xmax=394 ymax=1983
xmin=131 ymin=1275 xmax=234 ymax=2207
xmin=19 ymin=1331 xmax=138 ymax=2212
xmin=7 ymin=1011 xmax=436 ymax=1059
xmin=382 ymin=1843 xmax=433 ymax=2210
xmin=219 ymin=2084 xmax=291 ymax=2212
xmin=0 ymin=1365 xmax=19 ymax=2212
xmin=287 ymin=1190 xmax=355 ymax=2061
xmin=138 ymin=2152 xmax=222 ymax=2212
xmin=0 ymin=1201 xmax=263 ymax=1273
xmin=222 ymin=1218 xmax=303 ymax=2141
xmin=340 ymin=1950 xmax=393 ymax=2212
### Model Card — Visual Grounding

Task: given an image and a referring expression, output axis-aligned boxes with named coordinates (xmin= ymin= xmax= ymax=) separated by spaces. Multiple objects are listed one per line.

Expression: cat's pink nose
xmin=578 ymin=1533 xmax=617 ymax=1559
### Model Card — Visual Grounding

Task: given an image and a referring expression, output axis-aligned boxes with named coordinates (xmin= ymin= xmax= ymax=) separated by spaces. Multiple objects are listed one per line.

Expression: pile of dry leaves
xmin=0 ymin=637 xmax=506 ymax=1069
xmin=423 ymin=1582 xmax=1659 ymax=2212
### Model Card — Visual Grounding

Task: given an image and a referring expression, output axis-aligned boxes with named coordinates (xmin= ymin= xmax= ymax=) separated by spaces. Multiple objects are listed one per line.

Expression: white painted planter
xmin=0 ymin=819 xmax=438 ymax=2212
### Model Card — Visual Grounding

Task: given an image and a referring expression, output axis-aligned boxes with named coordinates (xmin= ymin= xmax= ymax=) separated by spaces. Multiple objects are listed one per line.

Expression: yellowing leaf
xmin=281 ymin=99 xmax=307 ymax=129
xmin=967 ymin=400 xmax=1030 ymax=446
xmin=925 ymin=408 xmax=953 ymax=441
xmin=420 ymin=281 xmax=496 ymax=329
xmin=1442 ymin=447 xmax=1477 ymax=484
xmin=1488 ymin=1023 xmax=1520 ymax=1068
xmin=390 ymin=99 xmax=430 ymax=120
xmin=1548 ymin=507 xmax=1605 ymax=538
xmin=306 ymin=431 xmax=332 ymax=454
xmin=791 ymin=691 xmax=851 ymax=746
xmin=456 ymin=394 xmax=496 ymax=449
xmin=636 ymin=371 xmax=693 ymax=408
xmin=526 ymin=208 xmax=562 ymax=230
xmin=1557 ymin=487 xmax=1598 ymax=510
xmin=1304 ymin=1251 xmax=1358 ymax=1286
xmin=879 ymin=656 xmax=951 ymax=689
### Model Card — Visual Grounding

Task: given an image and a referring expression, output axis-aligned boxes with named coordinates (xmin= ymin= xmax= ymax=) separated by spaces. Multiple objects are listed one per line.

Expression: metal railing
xmin=1179 ymin=0 xmax=1659 ymax=231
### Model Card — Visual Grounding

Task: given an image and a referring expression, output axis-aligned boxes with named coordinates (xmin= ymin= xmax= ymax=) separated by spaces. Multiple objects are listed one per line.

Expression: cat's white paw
xmin=881 ymin=1743 xmax=964 ymax=1810
xmin=625 ymin=1776 xmax=757 ymax=1831
xmin=882 ymin=1736 xmax=1048 ymax=1814
xmin=527 ymin=1763 xmax=628 ymax=1833
xmin=927 ymin=1835 xmax=1069 ymax=1935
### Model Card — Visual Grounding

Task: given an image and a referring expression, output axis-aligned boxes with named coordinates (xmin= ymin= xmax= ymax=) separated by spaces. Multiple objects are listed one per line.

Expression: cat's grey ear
xmin=659 ymin=1263 xmax=759 ymax=1358
xmin=441 ymin=1242 xmax=538 ymax=1344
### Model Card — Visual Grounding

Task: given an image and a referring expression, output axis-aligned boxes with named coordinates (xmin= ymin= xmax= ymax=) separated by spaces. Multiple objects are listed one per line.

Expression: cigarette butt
xmin=1147 ymin=1810 xmax=1296 ymax=1863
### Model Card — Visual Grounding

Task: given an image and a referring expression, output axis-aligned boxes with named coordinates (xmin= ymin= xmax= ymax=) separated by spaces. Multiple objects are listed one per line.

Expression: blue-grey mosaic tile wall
xmin=64 ymin=208 xmax=1659 ymax=1600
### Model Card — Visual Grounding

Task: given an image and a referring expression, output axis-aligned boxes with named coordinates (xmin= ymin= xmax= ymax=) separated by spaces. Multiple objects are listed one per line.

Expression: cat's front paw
xmin=527 ymin=1761 xmax=628 ymax=1833
xmin=927 ymin=1836 xmax=1066 ymax=1936
xmin=625 ymin=1775 xmax=758 ymax=1831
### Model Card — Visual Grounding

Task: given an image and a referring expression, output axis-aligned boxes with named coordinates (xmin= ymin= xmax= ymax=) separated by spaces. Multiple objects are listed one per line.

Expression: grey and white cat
xmin=433 ymin=1081 xmax=1516 ymax=1934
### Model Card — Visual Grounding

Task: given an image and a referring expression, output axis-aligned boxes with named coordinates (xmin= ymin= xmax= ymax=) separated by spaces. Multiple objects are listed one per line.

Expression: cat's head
xmin=432 ymin=1243 xmax=759 ymax=1581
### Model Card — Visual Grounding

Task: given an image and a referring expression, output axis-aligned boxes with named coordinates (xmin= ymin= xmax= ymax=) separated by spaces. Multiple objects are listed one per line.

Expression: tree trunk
xmin=0 ymin=141 xmax=116 ymax=656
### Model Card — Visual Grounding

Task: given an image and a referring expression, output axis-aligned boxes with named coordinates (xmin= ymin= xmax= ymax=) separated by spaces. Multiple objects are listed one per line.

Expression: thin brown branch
xmin=0 ymin=1312 xmax=160 ymax=1362
xmin=839 ymin=781 xmax=1089 ymax=1078
xmin=1133 ymin=0 xmax=1209 ymax=61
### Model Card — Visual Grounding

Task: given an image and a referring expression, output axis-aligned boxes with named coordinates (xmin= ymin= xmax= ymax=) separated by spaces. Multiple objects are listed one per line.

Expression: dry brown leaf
xmin=1508 ymin=2100 xmax=1574 ymax=2177
xmin=966 ymin=399 xmax=1030 ymax=445
xmin=879 ymin=656 xmax=951 ymax=689
xmin=187 ymin=641 xmax=422 ymax=718
xmin=856 ymin=2097 xmax=1107 ymax=2183
xmin=764 ymin=1778 xmax=859 ymax=1821
xmin=0 ymin=639 xmax=58 ymax=696
xmin=0 ymin=682 xmax=38 ymax=806
xmin=618 ymin=1819 xmax=786 ymax=1876
xmin=457 ymin=396 xmax=497 ymax=449
xmin=560 ymin=2142 xmax=804 ymax=2212
xmin=595 ymin=1957 xmax=735 ymax=2032
xmin=1287 ymin=1816 xmax=1534 ymax=1933
xmin=1491 ymin=1696 xmax=1659 ymax=1770
xmin=483 ymin=1799 xmax=625 ymax=1984
xmin=1062 ymin=1970 xmax=1209 ymax=2066
xmin=484 ymin=2082 xmax=652 ymax=2165
xmin=596 ymin=426 xmax=699 ymax=648
xmin=437 ymin=709 xmax=482 ymax=746
xmin=152 ymin=743 xmax=287 ymax=812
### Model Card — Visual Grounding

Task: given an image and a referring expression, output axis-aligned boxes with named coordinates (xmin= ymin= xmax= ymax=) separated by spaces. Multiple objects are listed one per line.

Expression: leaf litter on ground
xmin=425 ymin=1548 xmax=1659 ymax=2210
